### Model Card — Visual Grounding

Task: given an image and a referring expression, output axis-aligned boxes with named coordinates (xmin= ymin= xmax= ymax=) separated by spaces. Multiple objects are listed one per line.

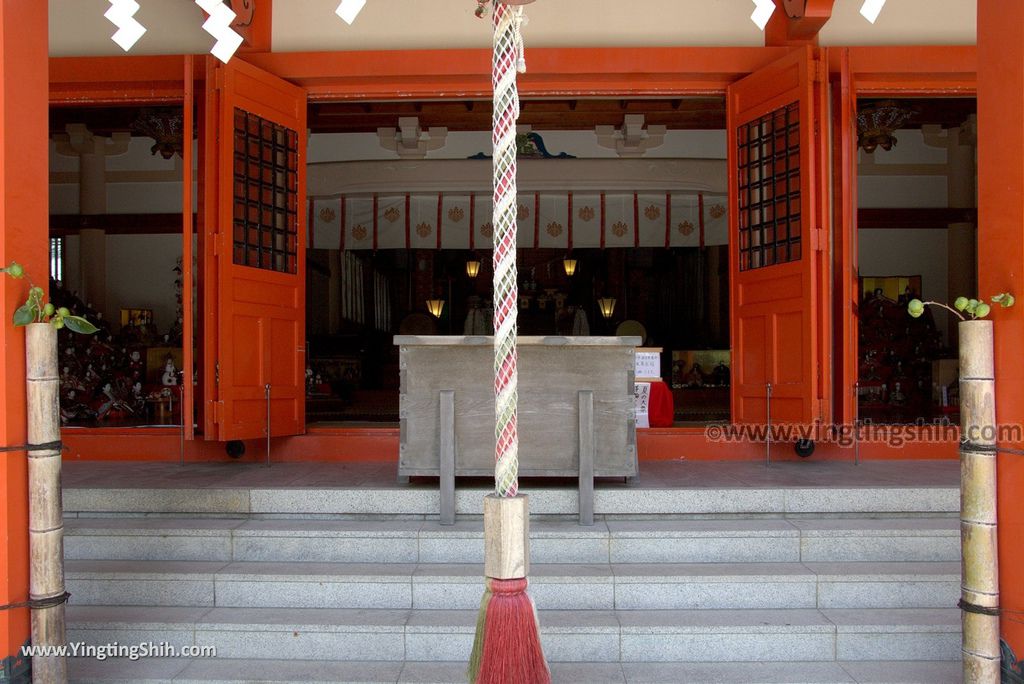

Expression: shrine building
xmin=2 ymin=0 xmax=1024 ymax=681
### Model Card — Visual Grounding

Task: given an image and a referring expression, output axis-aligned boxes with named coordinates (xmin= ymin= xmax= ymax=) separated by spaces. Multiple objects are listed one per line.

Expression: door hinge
xmin=212 ymin=400 xmax=223 ymax=424
xmin=212 ymin=233 xmax=221 ymax=257
xmin=814 ymin=59 xmax=827 ymax=84
xmin=811 ymin=227 xmax=826 ymax=252
xmin=214 ymin=362 xmax=220 ymax=386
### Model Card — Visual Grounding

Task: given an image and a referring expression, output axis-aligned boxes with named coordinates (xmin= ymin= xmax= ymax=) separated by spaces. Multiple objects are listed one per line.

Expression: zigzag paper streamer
xmin=750 ymin=0 xmax=775 ymax=30
xmin=196 ymin=0 xmax=244 ymax=63
xmin=104 ymin=0 xmax=146 ymax=51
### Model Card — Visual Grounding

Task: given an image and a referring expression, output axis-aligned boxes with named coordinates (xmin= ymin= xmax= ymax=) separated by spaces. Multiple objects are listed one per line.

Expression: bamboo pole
xmin=26 ymin=322 xmax=67 ymax=683
xmin=958 ymin=319 xmax=1000 ymax=683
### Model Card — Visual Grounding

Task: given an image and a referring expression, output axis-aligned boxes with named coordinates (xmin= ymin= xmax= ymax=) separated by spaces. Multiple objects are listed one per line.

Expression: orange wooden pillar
xmin=977 ymin=1 xmax=1024 ymax=674
xmin=0 ymin=0 xmax=48 ymax=677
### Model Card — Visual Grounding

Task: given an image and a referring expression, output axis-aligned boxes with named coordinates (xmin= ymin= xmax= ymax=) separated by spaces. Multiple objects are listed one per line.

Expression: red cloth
xmin=647 ymin=380 xmax=674 ymax=427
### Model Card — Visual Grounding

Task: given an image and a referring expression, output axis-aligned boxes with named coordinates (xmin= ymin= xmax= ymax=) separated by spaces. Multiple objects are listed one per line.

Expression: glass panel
xmin=736 ymin=101 xmax=801 ymax=271
xmin=230 ymin=107 xmax=300 ymax=273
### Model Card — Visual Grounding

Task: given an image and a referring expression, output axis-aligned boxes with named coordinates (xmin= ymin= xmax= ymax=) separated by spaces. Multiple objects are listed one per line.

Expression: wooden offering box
xmin=394 ymin=335 xmax=640 ymax=524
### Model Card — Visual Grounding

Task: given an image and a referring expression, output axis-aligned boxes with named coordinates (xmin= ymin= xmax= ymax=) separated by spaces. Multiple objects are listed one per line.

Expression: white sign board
xmin=635 ymin=348 xmax=662 ymax=381
xmin=634 ymin=381 xmax=651 ymax=429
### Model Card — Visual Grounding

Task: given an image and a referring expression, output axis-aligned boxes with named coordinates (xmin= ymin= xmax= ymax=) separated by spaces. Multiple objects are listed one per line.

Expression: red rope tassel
xmin=472 ymin=578 xmax=550 ymax=684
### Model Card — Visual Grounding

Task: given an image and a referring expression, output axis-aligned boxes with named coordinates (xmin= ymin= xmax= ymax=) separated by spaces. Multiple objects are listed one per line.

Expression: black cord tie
xmin=959 ymin=598 xmax=1001 ymax=617
xmin=0 ymin=592 xmax=70 ymax=612
xmin=0 ymin=440 xmax=64 ymax=453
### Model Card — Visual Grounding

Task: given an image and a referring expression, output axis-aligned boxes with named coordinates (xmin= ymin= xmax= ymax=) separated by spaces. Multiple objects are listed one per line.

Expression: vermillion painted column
xmin=0 ymin=1 xmax=49 ymax=681
xmin=978 ymin=2 xmax=1024 ymax=680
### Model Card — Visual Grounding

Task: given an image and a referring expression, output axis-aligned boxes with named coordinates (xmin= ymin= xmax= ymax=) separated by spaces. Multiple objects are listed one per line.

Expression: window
xmin=737 ymin=101 xmax=802 ymax=271
xmin=49 ymin=236 xmax=64 ymax=283
xmin=232 ymin=108 xmax=299 ymax=273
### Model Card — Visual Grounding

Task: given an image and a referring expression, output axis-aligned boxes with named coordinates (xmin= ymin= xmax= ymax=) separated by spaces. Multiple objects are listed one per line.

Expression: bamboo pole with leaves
xmin=2 ymin=262 xmax=96 ymax=683
xmin=909 ymin=292 xmax=1013 ymax=682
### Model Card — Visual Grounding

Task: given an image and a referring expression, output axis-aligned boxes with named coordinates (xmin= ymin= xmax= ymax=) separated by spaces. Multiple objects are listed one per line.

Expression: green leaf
xmin=993 ymin=293 xmax=1016 ymax=308
xmin=954 ymin=296 xmax=970 ymax=312
xmin=975 ymin=303 xmax=991 ymax=318
xmin=13 ymin=304 xmax=35 ymax=326
xmin=62 ymin=315 xmax=98 ymax=335
xmin=907 ymin=299 xmax=924 ymax=318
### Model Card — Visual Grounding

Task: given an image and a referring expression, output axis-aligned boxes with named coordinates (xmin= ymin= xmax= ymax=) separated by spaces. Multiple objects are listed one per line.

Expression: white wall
xmin=858 ymin=230 xmax=950 ymax=338
xmin=308 ymin=129 xmax=727 ymax=163
xmin=50 ymin=137 xmax=187 ymax=214
xmin=63 ymin=234 xmax=183 ymax=332
xmin=857 ymin=128 xmax=949 ymax=208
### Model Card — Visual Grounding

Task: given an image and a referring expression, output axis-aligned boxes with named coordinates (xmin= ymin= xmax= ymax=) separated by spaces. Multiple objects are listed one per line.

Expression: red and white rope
xmin=491 ymin=2 xmax=526 ymax=498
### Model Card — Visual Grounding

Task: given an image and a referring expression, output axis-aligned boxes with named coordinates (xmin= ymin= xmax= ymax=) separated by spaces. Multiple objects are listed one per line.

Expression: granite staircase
xmin=61 ymin=466 xmax=963 ymax=683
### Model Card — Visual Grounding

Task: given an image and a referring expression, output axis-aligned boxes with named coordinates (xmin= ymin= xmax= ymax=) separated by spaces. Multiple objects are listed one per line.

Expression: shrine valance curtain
xmin=309 ymin=192 xmax=728 ymax=251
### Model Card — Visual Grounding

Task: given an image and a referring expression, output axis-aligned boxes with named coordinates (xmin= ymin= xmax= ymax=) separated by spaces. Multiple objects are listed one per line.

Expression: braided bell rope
xmin=491 ymin=3 xmax=526 ymax=498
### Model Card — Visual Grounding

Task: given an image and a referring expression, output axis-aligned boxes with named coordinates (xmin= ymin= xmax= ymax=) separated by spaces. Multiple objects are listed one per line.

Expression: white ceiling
xmin=49 ymin=0 xmax=976 ymax=58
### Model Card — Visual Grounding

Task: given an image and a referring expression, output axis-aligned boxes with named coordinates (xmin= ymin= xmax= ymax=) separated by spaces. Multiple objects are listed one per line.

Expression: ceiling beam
xmin=858 ymin=208 xmax=977 ymax=230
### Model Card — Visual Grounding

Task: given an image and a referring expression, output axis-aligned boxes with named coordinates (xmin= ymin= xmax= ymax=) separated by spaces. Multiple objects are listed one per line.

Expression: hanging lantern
xmin=598 ymin=297 xmax=617 ymax=320
xmin=426 ymin=299 xmax=446 ymax=318
xmin=562 ymin=257 xmax=577 ymax=277
xmin=466 ymin=259 xmax=481 ymax=278
xmin=857 ymin=100 xmax=915 ymax=153
xmin=130 ymin=108 xmax=186 ymax=159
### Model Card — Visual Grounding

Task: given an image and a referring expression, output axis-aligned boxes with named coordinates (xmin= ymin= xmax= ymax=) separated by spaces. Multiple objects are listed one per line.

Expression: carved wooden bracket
xmin=229 ymin=0 xmax=254 ymax=28
xmin=767 ymin=0 xmax=835 ymax=45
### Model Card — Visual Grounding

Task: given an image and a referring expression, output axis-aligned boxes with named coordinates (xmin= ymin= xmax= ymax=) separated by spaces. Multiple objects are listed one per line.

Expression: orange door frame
xmin=825 ymin=45 xmax=976 ymax=450
xmin=50 ymin=45 xmax=970 ymax=462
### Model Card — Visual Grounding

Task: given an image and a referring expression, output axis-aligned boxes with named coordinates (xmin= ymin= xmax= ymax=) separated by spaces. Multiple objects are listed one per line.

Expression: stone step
xmin=64 ymin=560 xmax=959 ymax=611
xmin=65 ymin=606 xmax=961 ymax=664
xmin=67 ymin=657 xmax=964 ymax=683
xmin=63 ymin=517 xmax=960 ymax=564
xmin=62 ymin=483 xmax=959 ymax=518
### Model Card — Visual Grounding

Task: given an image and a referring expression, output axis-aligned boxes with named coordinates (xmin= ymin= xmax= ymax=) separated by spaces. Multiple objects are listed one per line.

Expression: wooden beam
xmin=766 ymin=0 xmax=836 ymax=47
xmin=857 ymin=208 xmax=976 ymax=230
xmin=50 ymin=213 xmax=196 ymax=236
xmin=242 ymin=47 xmax=791 ymax=100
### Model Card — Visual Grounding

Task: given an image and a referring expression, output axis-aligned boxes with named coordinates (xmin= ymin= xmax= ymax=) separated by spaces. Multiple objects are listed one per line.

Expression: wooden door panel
xmin=203 ymin=57 xmax=307 ymax=441
xmin=728 ymin=47 xmax=829 ymax=427
xmin=774 ymin=310 xmax=805 ymax=384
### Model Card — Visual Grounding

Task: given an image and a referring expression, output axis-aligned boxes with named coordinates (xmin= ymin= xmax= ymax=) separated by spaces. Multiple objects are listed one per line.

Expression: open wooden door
xmin=201 ymin=57 xmax=306 ymax=441
xmin=728 ymin=47 xmax=831 ymax=429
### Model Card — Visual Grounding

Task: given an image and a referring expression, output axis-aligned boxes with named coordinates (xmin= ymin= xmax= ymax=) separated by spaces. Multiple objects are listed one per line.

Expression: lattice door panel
xmin=232 ymin=108 xmax=299 ymax=274
xmin=737 ymin=101 xmax=801 ymax=271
